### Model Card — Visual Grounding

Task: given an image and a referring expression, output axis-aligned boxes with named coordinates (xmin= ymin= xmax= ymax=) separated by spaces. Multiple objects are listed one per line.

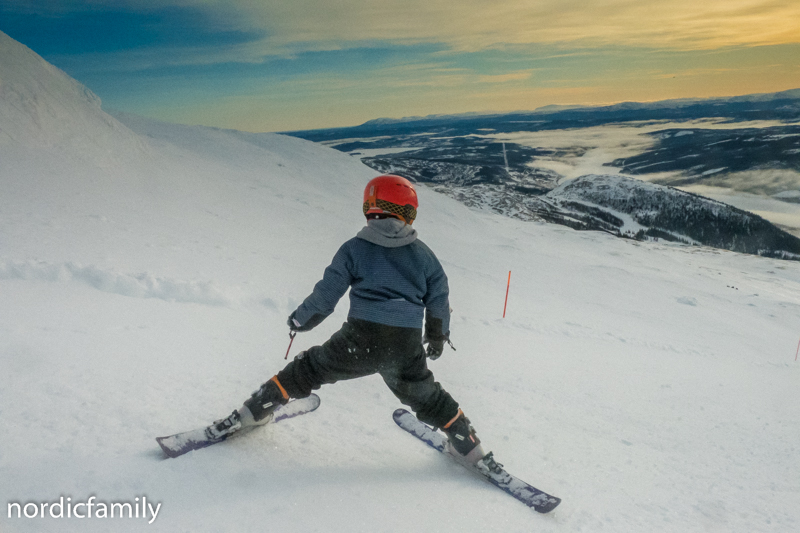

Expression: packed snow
xmin=2 ymin=31 xmax=800 ymax=532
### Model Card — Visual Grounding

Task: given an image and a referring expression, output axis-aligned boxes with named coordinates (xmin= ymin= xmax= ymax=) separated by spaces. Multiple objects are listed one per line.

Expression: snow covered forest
xmin=1 ymin=31 xmax=799 ymax=533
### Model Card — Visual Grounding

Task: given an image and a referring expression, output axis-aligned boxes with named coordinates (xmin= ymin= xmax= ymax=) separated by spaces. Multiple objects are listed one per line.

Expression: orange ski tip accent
xmin=270 ymin=376 xmax=290 ymax=400
xmin=443 ymin=408 xmax=464 ymax=429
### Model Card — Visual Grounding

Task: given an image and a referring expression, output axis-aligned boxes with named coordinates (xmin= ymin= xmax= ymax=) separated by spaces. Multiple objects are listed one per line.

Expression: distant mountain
xmin=354 ymin=90 xmax=800 ymax=129
xmin=423 ymin=175 xmax=800 ymax=260
xmin=359 ymin=104 xmax=586 ymax=127
xmin=567 ymin=88 xmax=800 ymax=113
xmin=361 ymin=112 xmax=483 ymax=126
xmin=542 ymin=175 xmax=800 ymax=260
xmin=288 ymin=89 xmax=800 ymax=137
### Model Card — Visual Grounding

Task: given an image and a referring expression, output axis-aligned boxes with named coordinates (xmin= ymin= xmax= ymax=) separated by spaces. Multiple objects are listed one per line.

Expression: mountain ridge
xmin=342 ymin=88 xmax=800 ymax=131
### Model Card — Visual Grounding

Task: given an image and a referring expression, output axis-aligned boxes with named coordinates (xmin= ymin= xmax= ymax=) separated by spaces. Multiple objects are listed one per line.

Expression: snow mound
xmin=0 ymin=30 xmax=145 ymax=160
xmin=1 ymin=260 xmax=232 ymax=306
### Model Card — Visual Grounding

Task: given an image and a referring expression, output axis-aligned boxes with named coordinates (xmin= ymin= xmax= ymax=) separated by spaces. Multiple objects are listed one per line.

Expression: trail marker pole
xmin=795 ymin=337 xmax=799 ymax=362
xmin=503 ymin=271 xmax=511 ymax=318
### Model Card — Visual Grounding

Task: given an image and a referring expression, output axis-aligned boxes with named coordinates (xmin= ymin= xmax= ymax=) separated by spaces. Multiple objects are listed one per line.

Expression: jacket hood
xmin=356 ymin=218 xmax=418 ymax=248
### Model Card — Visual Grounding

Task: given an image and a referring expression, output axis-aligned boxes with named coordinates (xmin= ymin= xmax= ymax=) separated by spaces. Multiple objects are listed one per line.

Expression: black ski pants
xmin=276 ymin=318 xmax=459 ymax=428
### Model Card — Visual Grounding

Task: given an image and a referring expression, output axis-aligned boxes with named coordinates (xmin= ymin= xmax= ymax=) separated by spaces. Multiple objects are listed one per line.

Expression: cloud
xmin=227 ymin=0 xmax=800 ymax=53
xmin=11 ymin=0 xmax=798 ymax=60
xmin=478 ymin=71 xmax=534 ymax=84
xmin=0 ymin=1 xmax=262 ymax=61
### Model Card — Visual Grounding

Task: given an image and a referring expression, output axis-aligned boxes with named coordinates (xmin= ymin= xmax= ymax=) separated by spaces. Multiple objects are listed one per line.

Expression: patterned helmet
xmin=362 ymin=175 xmax=418 ymax=224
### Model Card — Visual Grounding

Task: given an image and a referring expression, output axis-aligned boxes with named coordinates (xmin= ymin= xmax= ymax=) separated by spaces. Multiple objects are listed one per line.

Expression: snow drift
xmin=2 ymin=31 xmax=800 ymax=533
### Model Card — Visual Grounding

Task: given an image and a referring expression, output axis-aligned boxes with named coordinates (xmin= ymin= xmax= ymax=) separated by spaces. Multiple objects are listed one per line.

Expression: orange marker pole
xmin=503 ymin=271 xmax=511 ymax=318
xmin=795 ymin=337 xmax=800 ymax=362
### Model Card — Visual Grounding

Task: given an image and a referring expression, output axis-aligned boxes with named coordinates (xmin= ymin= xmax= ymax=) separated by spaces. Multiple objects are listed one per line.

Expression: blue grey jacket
xmin=292 ymin=219 xmax=450 ymax=336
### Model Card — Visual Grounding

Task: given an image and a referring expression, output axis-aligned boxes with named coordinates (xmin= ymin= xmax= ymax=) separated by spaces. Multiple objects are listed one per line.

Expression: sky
xmin=2 ymin=0 xmax=799 ymax=132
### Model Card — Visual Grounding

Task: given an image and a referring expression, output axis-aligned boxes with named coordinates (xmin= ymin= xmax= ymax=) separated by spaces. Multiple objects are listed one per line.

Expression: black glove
xmin=287 ymin=311 xmax=326 ymax=332
xmin=424 ymin=317 xmax=451 ymax=360
xmin=424 ymin=336 xmax=445 ymax=360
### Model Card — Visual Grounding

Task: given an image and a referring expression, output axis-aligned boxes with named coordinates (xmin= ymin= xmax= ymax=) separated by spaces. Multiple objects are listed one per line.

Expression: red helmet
xmin=362 ymin=175 xmax=418 ymax=224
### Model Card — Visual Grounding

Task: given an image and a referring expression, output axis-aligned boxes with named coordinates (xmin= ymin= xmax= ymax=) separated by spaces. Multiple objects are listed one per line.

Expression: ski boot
xmin=242 ymin=376 xmax=290 ymax=424
xmin=442 ymin=409 xmax=486 ymax=465
xmin=205 ymin=376 xmax=290 ymax=441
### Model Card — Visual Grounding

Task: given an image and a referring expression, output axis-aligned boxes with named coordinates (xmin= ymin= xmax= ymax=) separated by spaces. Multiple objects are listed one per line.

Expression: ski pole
xmin=284 ymin=331 xmax=296 ymax=360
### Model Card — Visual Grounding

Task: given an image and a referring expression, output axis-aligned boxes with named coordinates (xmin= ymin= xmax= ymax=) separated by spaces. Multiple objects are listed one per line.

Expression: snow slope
xmin=2 ymin=31 xmax=800 ymax=532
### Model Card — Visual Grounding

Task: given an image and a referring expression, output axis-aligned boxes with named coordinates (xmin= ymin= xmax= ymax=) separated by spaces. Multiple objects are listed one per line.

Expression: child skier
xmin=210 ymin=174 xmax=485 ymax=463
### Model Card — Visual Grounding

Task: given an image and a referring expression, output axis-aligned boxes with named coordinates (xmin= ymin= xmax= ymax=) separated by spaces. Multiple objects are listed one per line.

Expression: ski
xmin=157 ymin=394 xmax=320 ymax=458
xmin=393 ymin=408 xmax=561 ymax=513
